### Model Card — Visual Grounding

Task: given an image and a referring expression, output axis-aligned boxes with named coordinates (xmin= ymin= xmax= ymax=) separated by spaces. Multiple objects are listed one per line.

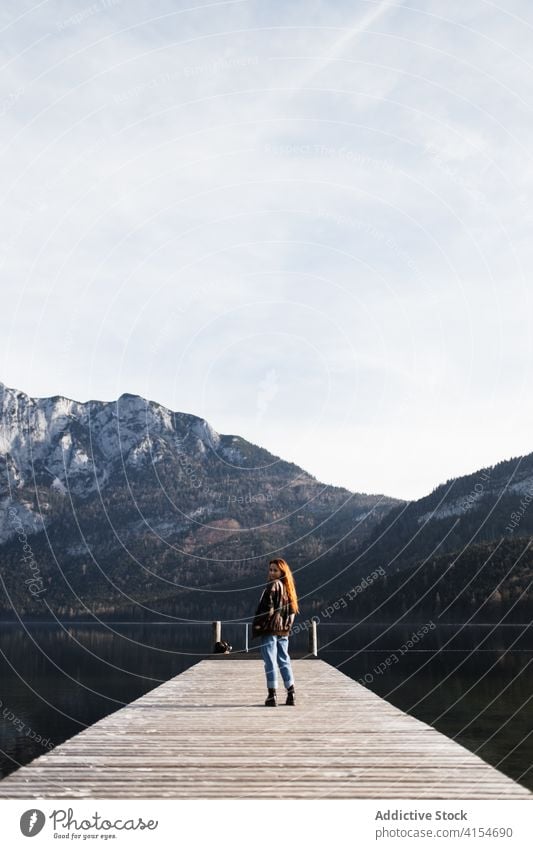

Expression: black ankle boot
xmin=265 ymin=687 xmax=277 ymax=706
xmin=285 ymin=684 xmax=295 ymax=706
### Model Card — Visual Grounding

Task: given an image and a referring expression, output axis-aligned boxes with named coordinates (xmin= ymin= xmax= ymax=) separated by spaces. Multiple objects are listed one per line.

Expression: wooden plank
xmin=0 ymin=659 xmax=530 ymax=799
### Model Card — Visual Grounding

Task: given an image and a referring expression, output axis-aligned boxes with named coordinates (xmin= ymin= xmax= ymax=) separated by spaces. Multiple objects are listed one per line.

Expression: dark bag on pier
xmin=214 ymin=640 xmax=232 ymax=654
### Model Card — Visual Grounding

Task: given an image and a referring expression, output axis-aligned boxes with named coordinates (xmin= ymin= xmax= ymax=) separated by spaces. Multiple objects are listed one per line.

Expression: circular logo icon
xmin=20 ymin=809 xmax=46 ymax=837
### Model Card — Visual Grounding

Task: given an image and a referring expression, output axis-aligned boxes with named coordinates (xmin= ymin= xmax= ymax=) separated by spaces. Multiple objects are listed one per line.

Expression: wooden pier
xmin=0 ymin=658 xmax=530 ymax=799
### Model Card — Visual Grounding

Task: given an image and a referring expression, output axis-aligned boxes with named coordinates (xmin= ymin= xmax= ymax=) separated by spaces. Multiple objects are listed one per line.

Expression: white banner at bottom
xmin=1 ymin=798 xmax=532 ymax=848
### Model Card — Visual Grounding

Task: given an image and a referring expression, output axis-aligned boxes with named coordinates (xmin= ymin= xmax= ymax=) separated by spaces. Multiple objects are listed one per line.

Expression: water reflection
xmin=0 ymin=622 xmax=531 ymax=792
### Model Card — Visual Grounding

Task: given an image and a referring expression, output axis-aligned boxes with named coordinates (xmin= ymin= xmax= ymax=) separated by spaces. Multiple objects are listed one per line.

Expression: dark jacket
xmin=251 ymin=578 xmax=295 ymax=640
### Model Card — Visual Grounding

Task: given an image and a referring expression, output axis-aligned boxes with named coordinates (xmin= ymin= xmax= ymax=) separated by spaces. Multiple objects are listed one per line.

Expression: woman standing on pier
xmin=251 ymin=558 xmax=299 ymax=706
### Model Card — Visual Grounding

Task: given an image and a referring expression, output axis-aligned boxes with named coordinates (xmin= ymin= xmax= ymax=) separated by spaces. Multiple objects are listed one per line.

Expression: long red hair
xmin=269 ymin=558 xmax=299 ymax=614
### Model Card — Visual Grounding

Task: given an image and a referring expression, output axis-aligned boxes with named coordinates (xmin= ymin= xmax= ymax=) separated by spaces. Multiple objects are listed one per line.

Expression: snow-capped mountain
xmin=0 ymin=381 xmax=236 ymax=498
xmin=0 ymin=381 xmax=252 ymax=545
xmin=0 ymin=380 xmax=401 ymax=617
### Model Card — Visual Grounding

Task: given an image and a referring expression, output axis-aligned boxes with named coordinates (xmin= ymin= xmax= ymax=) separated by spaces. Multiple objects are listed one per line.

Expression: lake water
xmin=0 ymin=621 xmax=531 ymax=793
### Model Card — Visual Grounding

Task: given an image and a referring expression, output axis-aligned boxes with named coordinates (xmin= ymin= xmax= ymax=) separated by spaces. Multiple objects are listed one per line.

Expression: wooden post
xmin=308 ymin=619 xmax=318 ymax=656
xmin=212 ymin=620 xmax=221 ymax=651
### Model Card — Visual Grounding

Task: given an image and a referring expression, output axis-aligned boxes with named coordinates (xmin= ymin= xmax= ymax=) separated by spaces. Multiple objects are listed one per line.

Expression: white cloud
xmin=1 ymin=0 xmax=533 ymax=498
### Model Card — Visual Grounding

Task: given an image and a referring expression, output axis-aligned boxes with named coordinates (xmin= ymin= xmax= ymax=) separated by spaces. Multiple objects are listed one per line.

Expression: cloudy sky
xmin=1 ymin=0 xmax=533 ymax=499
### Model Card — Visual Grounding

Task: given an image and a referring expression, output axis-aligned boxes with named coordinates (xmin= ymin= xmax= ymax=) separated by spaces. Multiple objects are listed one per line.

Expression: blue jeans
xmin=259 ymin=635 xmax=294 ymax=689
